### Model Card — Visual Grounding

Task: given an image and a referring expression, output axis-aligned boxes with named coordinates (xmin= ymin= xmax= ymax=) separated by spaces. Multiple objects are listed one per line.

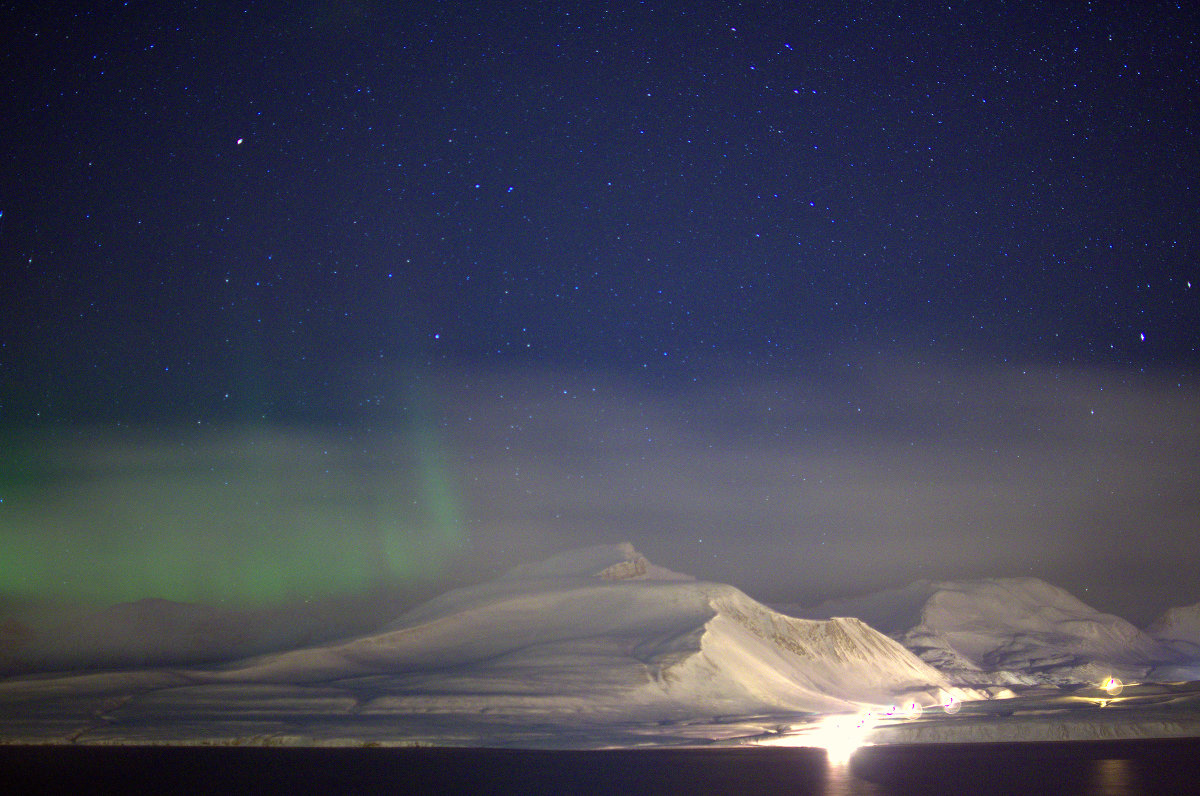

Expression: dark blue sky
xmin=4 ymin=1 xmax=1198 ymax=423
xmin=1 ymin=2 xmax=1198 ymax=621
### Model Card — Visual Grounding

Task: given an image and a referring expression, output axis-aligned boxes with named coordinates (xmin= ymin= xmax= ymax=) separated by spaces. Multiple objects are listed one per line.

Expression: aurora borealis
xmin=0 ymin=423 xmax=464 ymax=605
xmin=1 ymin=2 xmax=1197 ymax=621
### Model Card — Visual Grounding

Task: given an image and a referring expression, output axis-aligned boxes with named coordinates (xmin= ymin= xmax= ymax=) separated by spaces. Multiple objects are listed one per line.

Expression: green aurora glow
xmin=0 ymin=425 xmax=464 ymax=606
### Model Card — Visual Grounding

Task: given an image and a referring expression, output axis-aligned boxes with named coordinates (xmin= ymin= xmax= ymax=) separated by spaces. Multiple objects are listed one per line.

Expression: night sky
xmin=2 ymin=2 xmax=1198 ymax=625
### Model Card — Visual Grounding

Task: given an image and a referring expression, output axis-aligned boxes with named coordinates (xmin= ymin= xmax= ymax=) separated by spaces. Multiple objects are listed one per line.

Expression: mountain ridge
xmin=788 ymin=575 xmax=1184 ymax=687
xmin=204 ymin=544 xmax=978 ymax=716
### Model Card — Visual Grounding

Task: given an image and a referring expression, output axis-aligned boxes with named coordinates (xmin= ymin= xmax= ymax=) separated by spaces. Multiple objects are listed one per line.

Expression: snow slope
xmin=1148 ymin=603 xmax=1200 ymax=654
xmin=207 ymin=543 xmax=971 ymax=714
xmin=0 ymin=544 xmax=976 ymax=745
xmin=1146 ymin=603 xmax=1200 ymax=681
xmin=792 ymin=578 xmax=1180 ymax=687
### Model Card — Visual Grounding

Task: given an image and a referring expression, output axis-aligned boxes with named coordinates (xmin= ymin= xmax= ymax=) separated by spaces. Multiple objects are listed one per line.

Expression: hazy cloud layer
xmin=3 ymin=361 xmax=1196 ymax=624
xmin=431 ymin=361 xmax=1198 ymax=623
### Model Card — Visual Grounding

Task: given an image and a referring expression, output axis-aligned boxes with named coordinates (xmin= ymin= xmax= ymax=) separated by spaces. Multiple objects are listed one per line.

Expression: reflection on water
xmin=823 ymin=757 xmax=883 ymax=796
xmin=1 ymin=739 xmax=1196 ymax=794
xmin=1090 ymin=758 xmax=1138 ymax=796
xmin=844 ymin=740 xmax=1193 ymax=796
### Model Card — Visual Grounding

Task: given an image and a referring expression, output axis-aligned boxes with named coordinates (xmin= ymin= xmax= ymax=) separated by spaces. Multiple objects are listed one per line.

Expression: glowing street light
xmin=814 ymin=711 xmax=877 ymax=764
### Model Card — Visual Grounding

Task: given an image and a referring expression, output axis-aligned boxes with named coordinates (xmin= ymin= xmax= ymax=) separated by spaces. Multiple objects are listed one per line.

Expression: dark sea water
xmin=2 ymin=739 xmax=1197 ymax=795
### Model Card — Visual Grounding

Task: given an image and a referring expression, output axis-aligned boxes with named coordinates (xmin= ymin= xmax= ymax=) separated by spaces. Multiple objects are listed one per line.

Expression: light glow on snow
xmin=814 ymin=712 xmax=877 ymax=763
xmin=878 ymin=700 xmax=927 ymax=720
xmin=4 ymin=545 xmax=1200 ymax=748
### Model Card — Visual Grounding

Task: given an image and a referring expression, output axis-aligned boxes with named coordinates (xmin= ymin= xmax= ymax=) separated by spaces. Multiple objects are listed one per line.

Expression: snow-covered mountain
xmin=500 ymin=541 xmax=695 ymax=583
xmin=1146 ymin=603 xmax=1200 ymax=681
xmin=205 ymin=543 xmax=974 ymax=717
xmin=7 ymin=546 xmax=1200 ymax=747
xmin=790 ymin=577 xmax=1181 ymax=688
xmin=0 ymin=544 xmax=978 ymax=745
xmin=1148 ymin=603 xmax=1200 ymax=655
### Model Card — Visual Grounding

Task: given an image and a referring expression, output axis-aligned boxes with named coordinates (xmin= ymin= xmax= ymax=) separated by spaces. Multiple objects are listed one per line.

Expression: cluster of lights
xmin=817 ymin=680 xmax=1129 ymax=763
xmin=815 ymin=692 xmax=965 ymax=762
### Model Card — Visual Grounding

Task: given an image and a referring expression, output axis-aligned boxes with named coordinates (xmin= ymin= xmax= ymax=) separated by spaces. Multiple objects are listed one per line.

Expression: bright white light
xmin=814 ymin=712 xmax=876 ymax=764
xmin=943 ymin=694 xmax=962 ymax=715
xmin=1102 ymin=676 xmax=1124 ymax=696
xmin=902 ymin=700 xmax=924 ymax=719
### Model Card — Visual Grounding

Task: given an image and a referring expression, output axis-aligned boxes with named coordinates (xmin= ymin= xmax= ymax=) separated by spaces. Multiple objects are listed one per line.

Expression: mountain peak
xmin=502 ymin=542 xmax=693 ymax=582
xmin=793 ymin=575 xmax=1178 ymax=687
